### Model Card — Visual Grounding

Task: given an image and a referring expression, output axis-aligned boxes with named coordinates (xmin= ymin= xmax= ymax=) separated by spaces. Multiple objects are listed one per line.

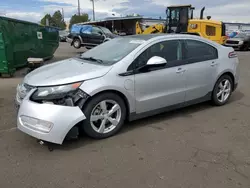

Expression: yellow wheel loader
xmin=135 ymin=5 xmax=227 ymax=45
xmin=165 ymin=5 xmax=227 ymax=44
xmin=136 ymin=21 xmax=165 ymax=34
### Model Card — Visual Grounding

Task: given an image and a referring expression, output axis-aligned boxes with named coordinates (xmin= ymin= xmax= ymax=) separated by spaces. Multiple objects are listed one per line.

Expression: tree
xmin=40 ymin=14 xmax=54 ymax=26
xmin=40 ymin=11 xmax=66 ymax=29
xmin=69 ymin=14 xmax=89 ymax=29
xmin=52 ymin=10 xmax=66 ymax=29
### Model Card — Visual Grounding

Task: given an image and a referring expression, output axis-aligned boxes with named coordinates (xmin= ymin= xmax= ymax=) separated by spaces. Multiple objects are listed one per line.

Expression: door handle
xmin=211 ymin=61 xmax=218 ymax=67
xmin=176 ymin=67 xmax=186 ymax=73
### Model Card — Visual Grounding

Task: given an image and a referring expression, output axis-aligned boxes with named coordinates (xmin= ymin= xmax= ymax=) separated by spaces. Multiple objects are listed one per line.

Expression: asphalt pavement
xmin=0 ymin=42 xmax=249 ymax=188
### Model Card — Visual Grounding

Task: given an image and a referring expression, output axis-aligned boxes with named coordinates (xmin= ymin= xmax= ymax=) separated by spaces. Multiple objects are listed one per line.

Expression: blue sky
xmin=0 ymin=0 xmax=249 ymax=23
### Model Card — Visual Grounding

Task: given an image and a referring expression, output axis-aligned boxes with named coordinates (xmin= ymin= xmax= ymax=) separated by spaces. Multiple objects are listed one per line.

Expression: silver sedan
xmin=16 ymin=34 xmax=240 ymax=145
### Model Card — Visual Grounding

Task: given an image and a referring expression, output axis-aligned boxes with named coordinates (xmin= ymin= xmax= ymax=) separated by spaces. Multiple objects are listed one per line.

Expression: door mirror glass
xmin=147 ymin=56 xmax=167 ymax=66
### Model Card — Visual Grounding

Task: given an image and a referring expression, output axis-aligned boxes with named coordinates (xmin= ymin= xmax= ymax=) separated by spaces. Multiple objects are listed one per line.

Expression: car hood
xmin=228 ymin=37 xmax=245 ymax=41
xmin=106 ymin=33 xmax=119 ymax=39
xmin=60 ymin=34 xmax=68 ymax=37
xmin=24 ymin=58 xmax=112 ymax=87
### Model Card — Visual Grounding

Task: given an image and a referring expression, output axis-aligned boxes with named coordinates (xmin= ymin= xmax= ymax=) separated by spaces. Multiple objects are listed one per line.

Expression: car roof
xmin=122 ymin=34 xmax=220 ymax=47
xmin=123 ymin=34 xmax=167 ymax=41
xmin=72 ymin=24 xmax=92 ymax=28
xmin=123 ymin=33 xmax=203 ymax=41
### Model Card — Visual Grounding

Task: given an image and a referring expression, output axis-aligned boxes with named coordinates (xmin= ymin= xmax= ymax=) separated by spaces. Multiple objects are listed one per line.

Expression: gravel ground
xmin=0 ymin=43 xmax=249 ymax=188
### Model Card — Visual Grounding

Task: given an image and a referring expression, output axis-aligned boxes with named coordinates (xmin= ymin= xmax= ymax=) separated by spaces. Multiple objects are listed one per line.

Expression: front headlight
xmin=239 ymin=41 xmax=244 ymax=45
xmin=31 ymin=82 xmax=82 ymax=100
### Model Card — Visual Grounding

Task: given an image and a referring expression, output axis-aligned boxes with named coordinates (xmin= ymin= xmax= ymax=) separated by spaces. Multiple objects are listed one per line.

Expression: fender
xmin=71 ymin=35 xmax=84 ymax=46
xmin=78 ymin=35 xmax=84 ymax=43
xmin=214 ymin=70 xmax=236 ymax=91
xmin=216 ymin=70 xmax=235 ymax=82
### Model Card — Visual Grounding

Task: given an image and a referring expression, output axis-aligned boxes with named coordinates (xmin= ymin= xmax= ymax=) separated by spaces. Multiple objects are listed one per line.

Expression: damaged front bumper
xmin=17 ymin=89 xmax=86 ymax=144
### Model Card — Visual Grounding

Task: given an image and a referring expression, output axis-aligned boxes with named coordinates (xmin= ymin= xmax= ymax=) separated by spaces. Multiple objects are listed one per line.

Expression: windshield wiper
xmin=81 ymin=57 xmax=103 ymax=64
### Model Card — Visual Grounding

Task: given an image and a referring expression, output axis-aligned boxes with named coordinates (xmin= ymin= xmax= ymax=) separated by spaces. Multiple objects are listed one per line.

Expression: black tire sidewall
xmin=244 ymin=43 xmax=249 ymax=51
xmin=81 ymin=93 xmax=126 ymax=139
xmin=212 ymin=75 xmax=233 ymax=106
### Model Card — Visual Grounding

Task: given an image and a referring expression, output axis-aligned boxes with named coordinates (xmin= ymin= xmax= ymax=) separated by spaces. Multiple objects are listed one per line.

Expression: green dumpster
xmin=0 ymin=16 xmax=59 ymax=76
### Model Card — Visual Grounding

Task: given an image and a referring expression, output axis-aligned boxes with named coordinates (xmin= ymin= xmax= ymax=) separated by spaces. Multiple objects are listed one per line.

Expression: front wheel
xmin=244 ymin=43 xmax=249 ymax=51
xmin=81 ymin=93 xmax=126 ymax=139
xmin=212 ymin=75 xmax=233 ymax=106
xmin=72 ymin=38 xmax=81 ymax=49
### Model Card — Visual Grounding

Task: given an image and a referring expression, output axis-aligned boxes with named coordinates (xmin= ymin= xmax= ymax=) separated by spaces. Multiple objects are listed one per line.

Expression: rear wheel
xmin=72 ymin=38 xmax=81 ymax=49
xmin=212 ymin=75 xmax=233 ymax=106
xmin=81 ymin=93 xmax=126 ymax=139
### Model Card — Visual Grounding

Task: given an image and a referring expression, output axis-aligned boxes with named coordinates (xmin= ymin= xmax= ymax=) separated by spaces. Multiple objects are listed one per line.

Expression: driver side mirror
xmin=147 ymin=56 xmax=167 ymax=66
xmin=98 ymin=31 xmax=103 ymax=35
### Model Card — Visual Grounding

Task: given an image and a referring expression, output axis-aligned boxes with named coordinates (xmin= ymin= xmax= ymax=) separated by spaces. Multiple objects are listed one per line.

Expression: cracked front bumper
xmin=17 ymin=91 xmax=86 ymax=144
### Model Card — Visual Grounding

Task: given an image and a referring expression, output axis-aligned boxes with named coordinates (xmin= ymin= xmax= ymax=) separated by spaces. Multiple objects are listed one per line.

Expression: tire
xmin=239 ymin=43 xmax=249 ymax=51
xmin=103 ymin=38 xmax=111 ymax=43
xmin=244 ymin=43 xmax=249 ymax=51
xmin=72 ymin=38 xmax=81 ymax=49
xmin=212 ymin=75 xmax=233 ymax=106
xmin=81 ymin=92 xmax=126 ymax=139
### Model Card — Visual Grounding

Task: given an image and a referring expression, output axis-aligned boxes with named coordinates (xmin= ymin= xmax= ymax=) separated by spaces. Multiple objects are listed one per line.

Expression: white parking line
xmin=0 ymin=127 xmax=17 ymax=134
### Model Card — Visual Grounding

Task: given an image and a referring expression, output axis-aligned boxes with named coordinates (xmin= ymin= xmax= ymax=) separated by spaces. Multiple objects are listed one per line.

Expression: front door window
xmin=128 ymin=40 xmax=183 ymax=71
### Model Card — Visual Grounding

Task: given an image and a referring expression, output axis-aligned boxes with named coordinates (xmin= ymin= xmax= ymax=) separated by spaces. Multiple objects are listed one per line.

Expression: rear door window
xmin=128 ymin=40 xmax=183 ymax=71
xmin=184 ymin=39 xmax=218 ymax=63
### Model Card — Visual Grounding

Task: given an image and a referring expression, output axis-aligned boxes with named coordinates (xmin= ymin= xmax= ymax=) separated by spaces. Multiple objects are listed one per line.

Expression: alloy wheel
xmin=74 ymin=40 xmax=80 ymax=48
xmin=90 ymin=100 xmax=122 ymax=134
xmin=216 ymin=79 xmax=231 ymax=103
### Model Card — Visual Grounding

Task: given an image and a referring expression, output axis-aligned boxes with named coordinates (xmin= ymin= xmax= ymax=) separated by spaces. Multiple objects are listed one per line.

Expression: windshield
xmin=81 ymin=37 xmax=145 ymax=65
xmin=235 ymin=33 xmax=247 ymax=38
xmin=100 ymin=27 xmax=112 ymax=34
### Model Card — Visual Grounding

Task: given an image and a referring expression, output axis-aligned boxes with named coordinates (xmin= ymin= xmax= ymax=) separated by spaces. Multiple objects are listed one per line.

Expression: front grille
xmin=226 ymin=40 xmax=239 ymax=45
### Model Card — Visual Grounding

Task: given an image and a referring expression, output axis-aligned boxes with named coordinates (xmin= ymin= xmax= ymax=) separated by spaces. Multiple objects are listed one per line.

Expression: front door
xmin=79 ymin=25 xmax=92 ymax=45
xmin=131 ymin=40 xmax=187 ymax=114
xmin=182 ymin=39 xmax=218 ymax=101
xmin=89 ymin=26 xmax=105 ymax=46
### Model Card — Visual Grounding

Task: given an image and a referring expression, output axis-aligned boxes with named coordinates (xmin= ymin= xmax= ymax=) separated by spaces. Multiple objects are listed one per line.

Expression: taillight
xmin=228 ymin=51 xmax=237 ymax=58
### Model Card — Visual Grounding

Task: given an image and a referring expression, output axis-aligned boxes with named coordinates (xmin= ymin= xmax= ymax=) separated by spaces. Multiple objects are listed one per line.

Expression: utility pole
xmin=46 ymin=18 xmax=49 ymax=26
xmin=62 ymin=8 xmax=64 ymax=21
xmin=78 ymin=0 xmax=81 ymax=16
xmin=91 ymin=0 xmax=95 ymax=21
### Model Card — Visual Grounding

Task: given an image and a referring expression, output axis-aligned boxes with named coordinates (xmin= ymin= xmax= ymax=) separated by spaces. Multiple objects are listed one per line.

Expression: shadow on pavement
xmin=51 ymin=90 xmax=244 ymax=151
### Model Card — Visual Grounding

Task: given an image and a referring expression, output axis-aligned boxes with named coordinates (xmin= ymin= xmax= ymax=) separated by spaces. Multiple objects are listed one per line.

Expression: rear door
xmin=89 ymin=26 xmax=105 ymax=46
xmin=182 ymin=39 xmax=219 ymax=101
